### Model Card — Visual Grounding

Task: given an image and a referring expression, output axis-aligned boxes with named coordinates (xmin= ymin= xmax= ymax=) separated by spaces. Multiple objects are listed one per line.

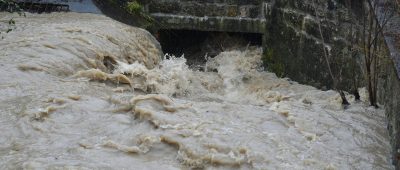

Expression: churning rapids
xmin=0 ymin=13 xmax=393 ymax=169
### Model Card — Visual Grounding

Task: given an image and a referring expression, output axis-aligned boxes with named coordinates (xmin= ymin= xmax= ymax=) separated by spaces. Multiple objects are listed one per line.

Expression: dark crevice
xmin=156 ymin=29 xmax=262 ymax=68
xmin=103 ymin=56 xmax=117 ymax=73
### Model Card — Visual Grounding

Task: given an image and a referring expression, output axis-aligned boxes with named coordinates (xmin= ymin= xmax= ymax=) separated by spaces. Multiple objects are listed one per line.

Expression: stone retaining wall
xmin=265 ymin=0 xmax=400 ymax=167
xmin=264 ymin=0 xmax=363 ymax=91
xmin=142 ymin=0 xmax=267 ymax=33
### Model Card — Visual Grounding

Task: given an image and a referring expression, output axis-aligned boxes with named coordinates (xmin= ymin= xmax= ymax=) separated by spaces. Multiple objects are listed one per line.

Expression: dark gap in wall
xmin=156 ymin=29 xmax=262 ymax=68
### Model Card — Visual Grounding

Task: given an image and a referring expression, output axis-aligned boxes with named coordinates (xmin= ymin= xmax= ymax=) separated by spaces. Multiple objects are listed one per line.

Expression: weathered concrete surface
xmin=143 ymin=0 xmax=267 ymax=33
xmin=93 ymin=0 xmax=152 ymax=28
xmin=264 ymin=0 xmax=363 ymax=91
xmin=379 ymin=56 xmax=400 ymax=167
xmin=147 ymin=0 xmax=263 ymax=18
xmin=376 ymin=0 xmax=400 ymax=167
xmin=378 ymin=1 xmax=400 ymax=79
xmin=151 ymin=14 xmax=266 ymax=33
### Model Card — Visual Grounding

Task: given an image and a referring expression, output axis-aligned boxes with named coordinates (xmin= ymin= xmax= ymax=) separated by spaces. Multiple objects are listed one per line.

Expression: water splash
xmin=0 ymin=12 xmax=394 ymax=170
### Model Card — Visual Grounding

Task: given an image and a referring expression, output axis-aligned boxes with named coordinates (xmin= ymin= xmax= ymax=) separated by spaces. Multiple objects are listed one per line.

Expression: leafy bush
xmin=126 ymin=1 xmax=142 ymax=14
xmin=125 ymin=0 xmax=154 ymax=28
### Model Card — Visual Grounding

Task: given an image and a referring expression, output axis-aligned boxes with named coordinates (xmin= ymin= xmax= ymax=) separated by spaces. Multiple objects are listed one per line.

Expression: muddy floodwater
xmin=0 ymin=13 xmax=394 ymax=169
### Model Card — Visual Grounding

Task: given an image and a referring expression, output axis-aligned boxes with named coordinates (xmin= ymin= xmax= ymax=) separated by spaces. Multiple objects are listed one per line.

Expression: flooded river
xmin=0 ymin=13 xmax=393 ymax=169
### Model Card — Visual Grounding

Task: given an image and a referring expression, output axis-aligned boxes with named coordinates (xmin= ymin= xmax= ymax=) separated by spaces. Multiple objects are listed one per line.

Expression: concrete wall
xmin=264 ymin=0 xmax=363 ymax=91
xmin=93 ymin=0 xmax=151 ymax=27
xmin=143 ymin=0 xmax=267 ymax=33
xmin=264 ymin=0 xmax=400 ymax=167
xmin=379 ymin=56 xmax=400 ymax=167
xmin=147 ymin=0 xmax=263 ymax=18
xmin=377 ymin=0 xmax=400 ymax=166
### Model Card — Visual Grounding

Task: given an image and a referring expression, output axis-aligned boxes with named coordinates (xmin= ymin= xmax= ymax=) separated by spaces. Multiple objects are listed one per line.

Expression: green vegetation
xmin=262 ymin=47 xmax=285 ymax=77
xmin=124 ymin=0 xmax=154 ymax=29
xmin=125 ymin=0 xmax=154 ymax=23
xmin=126 ymin=1 xmax=142 ymax=14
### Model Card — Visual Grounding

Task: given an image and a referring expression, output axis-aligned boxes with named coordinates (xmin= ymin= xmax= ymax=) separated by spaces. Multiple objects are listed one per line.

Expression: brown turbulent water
xmin=0 ymin=12 xmax=394 ymax=169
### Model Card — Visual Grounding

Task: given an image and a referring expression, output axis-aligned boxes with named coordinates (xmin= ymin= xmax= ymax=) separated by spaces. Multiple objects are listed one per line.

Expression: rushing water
xmin=0 ymin=12 xmax=394 ymax=169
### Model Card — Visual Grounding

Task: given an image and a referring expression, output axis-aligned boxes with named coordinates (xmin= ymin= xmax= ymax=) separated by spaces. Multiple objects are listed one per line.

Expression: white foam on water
xmin=0 ymin=12 xmax=393 ymax=170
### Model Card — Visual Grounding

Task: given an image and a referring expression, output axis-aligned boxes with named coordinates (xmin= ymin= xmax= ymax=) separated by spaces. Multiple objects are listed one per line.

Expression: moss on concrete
xmin=263 ymin=47 xmax=285 ymax=77
xmin=264 ymin=0 xmax=364 ymax=90
xmin=94 ymin=0 xmax=154 ymax=30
